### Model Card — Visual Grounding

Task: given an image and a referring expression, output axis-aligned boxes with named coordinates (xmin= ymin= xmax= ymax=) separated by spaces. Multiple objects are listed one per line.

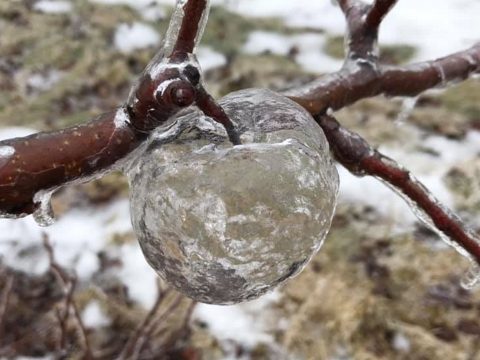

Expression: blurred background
xmin=1 ymin=0 xmax=480 ymax=359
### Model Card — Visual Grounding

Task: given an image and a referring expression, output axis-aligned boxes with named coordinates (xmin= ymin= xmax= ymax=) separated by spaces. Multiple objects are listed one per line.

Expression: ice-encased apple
xmin=129 ymin=89 xmax=339 ymax=304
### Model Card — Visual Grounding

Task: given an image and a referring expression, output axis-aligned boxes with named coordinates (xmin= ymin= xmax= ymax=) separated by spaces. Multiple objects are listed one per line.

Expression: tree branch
xmin=0 ymin=0 xmax=236 ymax=219
xmin=172 ymin=0 xmax=209 ymax=55
xmin=336 ymin=0 xmax=398 ymax=62
xmin=195 ymin=86 xmax=241 ymax=145
xmin=286 ymin=44 xmax=480 ymax=115
xmin=316 ymin=114 xmax=480 ymax=267
xmin=365 ymin=0 xmax=399 ymax=30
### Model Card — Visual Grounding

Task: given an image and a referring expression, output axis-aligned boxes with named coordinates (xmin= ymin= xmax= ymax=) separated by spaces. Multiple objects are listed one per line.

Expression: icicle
xmin=395 ymin=96 xmax=419 ymax=126
xmin=32 ymin=190 xmax=55 ymax=227
xmin=375 ymin=166 xmax=480 ymax=289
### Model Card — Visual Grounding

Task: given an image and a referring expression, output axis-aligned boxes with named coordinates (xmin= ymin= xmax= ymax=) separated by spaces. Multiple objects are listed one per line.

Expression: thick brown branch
xmin=0 ymin=110 xmax=141 ymax=217
xmin=316 ymin=114 xmax=480 ymax=267
xmin=286 ymin=44 xmax=480 ymax=115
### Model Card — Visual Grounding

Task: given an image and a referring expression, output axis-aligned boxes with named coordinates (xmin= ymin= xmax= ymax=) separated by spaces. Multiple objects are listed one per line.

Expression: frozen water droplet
xmin=33 ymin=190 xmax=55 ymax=227
xmin=0 ymin=145 xmax=15 ymax=169
xmin=395 ymin=96 xmax=418 ymax=126
xmin=128 ymin=89 xmax=339 ymax=304
xmin=461 ymin=262 xmax=480 ymax=290
xmin=0 ymin=145 xmax=15 ymax=158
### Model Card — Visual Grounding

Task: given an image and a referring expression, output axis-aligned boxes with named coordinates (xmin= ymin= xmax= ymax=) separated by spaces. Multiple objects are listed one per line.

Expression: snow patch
xmin=194 ymin=290 xmax=281 ymax=350
xmin=0 ymin=199 xmax=132 ymax=278
xmin=34 ymin=0 xmax=73 ymax=14
xmin=0 ymin=127 xmax=37 ymax=141
xmin=244 ymin=31 xmax=343 ymax=74
xmin=392 ymin=332 xmax=411 ymax=353
xmin=116 ymin=242 xmax=159 ymax=308
xmin=114 ymin=22 xmax=161 ymax=54
xmin=82 ymin=301 xmax=111 ymax=328
xmin=27 ymin=71 xmax=64 ymax=93
xmin=197 ymin=47 xmax=227 ymax=72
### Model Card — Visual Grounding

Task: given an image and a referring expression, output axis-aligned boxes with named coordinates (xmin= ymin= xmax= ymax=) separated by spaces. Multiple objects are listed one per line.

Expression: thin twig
xmin=195 ymin=86 xmax=241 ymax=145
xmin=131 ymin=293 xmax=184 ymax=359
xmin=119 ymin=282 xmax=170 ymax=359
xmin=43 ymin=235 xmax=94 ymax=359
xmin=70 ymin=280 xmax=94 ymax=359
xmin=160 ymin=300 xmax=197 ymax=355
xmin=0 ymin=274 xmax=13 ymax=339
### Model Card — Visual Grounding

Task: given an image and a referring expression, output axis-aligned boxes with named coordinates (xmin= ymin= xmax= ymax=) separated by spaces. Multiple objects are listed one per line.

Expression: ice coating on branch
xmin=163 ymin=0 xmax=188 ymax=55
xmin=161 ymin=0 xmax=210 ymax=56
xmin=113 ymin=107 xmax=130 ymax=129
xmin=130 ymin=0 xmax=209 ymax=82
xmin=128 ymin=89 xmax=339 ymax=304
xmin=376 ymin=162 xmax=480 ymax=289
xmin=33 ymin=190 xmax=55 ymax=227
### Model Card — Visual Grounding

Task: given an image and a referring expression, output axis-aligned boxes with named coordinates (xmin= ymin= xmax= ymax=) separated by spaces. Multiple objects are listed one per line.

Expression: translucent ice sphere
xmin=128 ymin=89 xmax=339 ymax=304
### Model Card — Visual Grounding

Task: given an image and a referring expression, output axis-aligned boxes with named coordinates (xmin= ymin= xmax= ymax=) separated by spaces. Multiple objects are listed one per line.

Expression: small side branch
xmin=43 ymin=236 xmax=93 ymax=359
xmin=119 ymin=283 xmax=170 ymax=359
xmin=337 ymin=0 xmax=398 ymax=62
xmin=316 ymin=114 xmax=480 ymax=268
xmin=173 ymin=0 xmax=210 ymax=54
xmin=365 ymin=0 xmax=399 ymax=30
xmin=286 ymin=44 xmax=480 ymax=115
xmin=119 ymin=282 xmax=185 ymax=360
xmin=195 ymin=87 xmax=241 ymax=145
xmin=0 ymin=274 xmax=13 ymax=338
